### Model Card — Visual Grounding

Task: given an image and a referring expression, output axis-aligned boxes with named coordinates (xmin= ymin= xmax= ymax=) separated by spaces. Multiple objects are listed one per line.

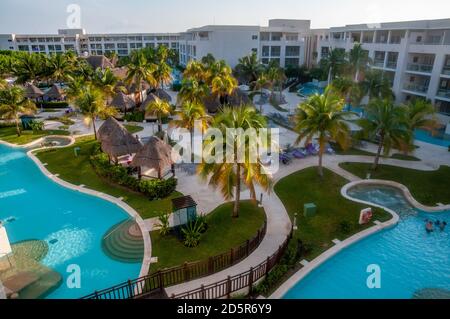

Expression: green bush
xmin=123 ymin=112 xmax=145 ymax=123
xmin=36 ymin=101 xmax=69 ymax=109
xmin=172 ymin=83 xmax=182 ymax=92
xmin=181 ymin=220 xmax=205 ymax=248
xmin=90 ymin=146 xmax=177 ymax=200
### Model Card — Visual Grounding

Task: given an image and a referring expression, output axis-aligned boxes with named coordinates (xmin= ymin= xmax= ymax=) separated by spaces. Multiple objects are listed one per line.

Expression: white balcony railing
xmin=407 ymin=63 xmax=433 ymax=73
xmin=437 ymin=89 xmax=450 ymax=99
xmin=373 ymin=60 xmax=385 ymax=68
xmin=386 ymin=61 xmax=397 ymax=69
xmin=403 ymin=83 xmax=429 ymax=93
xmin=442 ymin=67 xmax=450 ymax=76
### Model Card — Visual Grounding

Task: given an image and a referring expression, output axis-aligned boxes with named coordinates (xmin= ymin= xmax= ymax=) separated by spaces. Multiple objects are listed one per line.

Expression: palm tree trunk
xmin=328 ymin=67 xmax=333 ymax=85
xmin=15 ymin=118 xmax=21 ymax=137
xmin=158 ymin=114 xmax=162 ymax=132
xmin=354 ymin=67 xmax=360 ymax=82
xmin=373 ymin=134 xmax=384 ymax=170
xmin=318 ymin=147 xmax=324 ymax=178
xmin=233 ymin=164 xmax=241 ymax=218
xmin=92 ymin=116 xmax=97 ymax=140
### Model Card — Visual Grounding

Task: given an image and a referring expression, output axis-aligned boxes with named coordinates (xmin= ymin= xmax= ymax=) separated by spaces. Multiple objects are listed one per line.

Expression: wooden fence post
xmin=265 ymin=256 xmax=271 ymax=276
xmin=184 ymin=262 xmax=189 ymax=282
xmin=246 ymin=240 xmax=250 ymax=256
xmin=208 ymin=257 xmax=214 ymax=274
xmin=248 ymin=267 xmax=254 ymax=296
xmin=201 ymin=284 xmax=206 ymax=299
xmin=226 ymin=276 xmax=232 ymax=299
xmin=127 ymin=280 xmax=133 ymax=298
xmin=94 ymin=290 xmax=99 ymax=300
xmin=230 ymin=248 xmax=234 ymax=264
xmin=158 ymin=271 xmax=164 ymax=292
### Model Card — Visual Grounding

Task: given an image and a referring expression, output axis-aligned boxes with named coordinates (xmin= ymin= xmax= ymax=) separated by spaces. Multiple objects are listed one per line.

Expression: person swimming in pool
xmin=439 ymin=221 xmax=447 ymax=231
xmin=426 ymin=221 xmax=434 ymax=233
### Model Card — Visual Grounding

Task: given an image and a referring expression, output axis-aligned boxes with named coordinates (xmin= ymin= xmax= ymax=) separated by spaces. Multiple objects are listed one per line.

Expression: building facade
xmin=315 ymin=19 xmax=450 ymax=123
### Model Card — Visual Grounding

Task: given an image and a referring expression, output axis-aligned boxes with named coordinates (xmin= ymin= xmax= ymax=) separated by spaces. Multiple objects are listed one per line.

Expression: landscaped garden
xmin=0 ymin=124 xmax=69 ymax=145
xmin=150 ymin=201 xmax=266 ymax=271
xmin=274 ymin=167 xmax=392 ymax=260
xmin=339 ymin=163 xmax=450 ymax=206
xmin=35 ymin=135 xmax=181 ymax=219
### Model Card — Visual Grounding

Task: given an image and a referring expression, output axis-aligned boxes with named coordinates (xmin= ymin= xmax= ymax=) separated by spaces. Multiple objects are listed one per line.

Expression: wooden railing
xmin=170 ymin=229 xmax=292 ymax=299
xmin=82 ymin=221 xmax=268 ymax=299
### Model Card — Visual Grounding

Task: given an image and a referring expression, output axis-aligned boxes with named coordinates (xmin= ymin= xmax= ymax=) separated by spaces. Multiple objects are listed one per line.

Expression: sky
xmin=0 ymin=0 xmax=450 ymax=34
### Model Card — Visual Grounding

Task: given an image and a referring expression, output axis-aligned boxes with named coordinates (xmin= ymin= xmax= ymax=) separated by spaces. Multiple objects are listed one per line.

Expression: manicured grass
xmin=35 ymin=135 xmax=181 ymax=219
xmin=150 ymin=201 xmax=266 ymax=271
xmin=339 ymin=162 xmax=450 ymax=206
xmin=390 ymin=153 xmax=421 ymax=161
xmin=124 ymin=124 xmax=144 ymax=134
xmin=0 ymin=126 xmax=69 ymax=145
xmin=274 ymin=167 xmax=392 ymax=260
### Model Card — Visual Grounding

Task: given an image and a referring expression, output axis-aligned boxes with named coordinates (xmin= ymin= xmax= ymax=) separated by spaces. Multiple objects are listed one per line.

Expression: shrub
xmin=181 ymin=220 xmax=205 ymax=248
xmin=29 ymin=121 xmax=44 ymax=133
xmin=155 ymin=212 xmax=171 ymax=236
xmin=172 ymin=83 xmax=182 ymax=92
xmin=48 ymin=116 xmax=75 ymax=126
xmin=90 ymin=146 xmax=177 ymax=200
xmin=36 ymin=101 xmax=69 ymax=109
xmin=123 ymin=112 xmax=145 ymax=123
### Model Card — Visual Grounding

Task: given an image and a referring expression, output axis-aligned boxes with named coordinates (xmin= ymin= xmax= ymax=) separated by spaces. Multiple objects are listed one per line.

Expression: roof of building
xmin=130 ymin=136 xmax=174 ymax=171
xmin=43 ymin=84 xmax=65 ymax=100
xmin=110 ymin=92 xmax=135 ymax=111
xmin=97 ymin=117 xmax=142 ymax=157
xmin=24 ymin=84 xmax=44 ymax=99
xmin=171 ymin=195 xmax=197 ymax=211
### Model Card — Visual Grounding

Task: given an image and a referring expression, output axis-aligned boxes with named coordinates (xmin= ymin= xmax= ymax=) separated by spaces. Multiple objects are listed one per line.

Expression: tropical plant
xmin=360 ymin=69 xmax=394 ymax=101
xmin=126 ymin=50 xmax=157 ymax=104
xmin=65 ymin=76 xmax=87 ymax=102
xmin=198 ymin=106 xmax=272 ymax=218
xmin=201 ymin=53 xmax=216 ymax=68
xmin=178 ymin=78 xmax=209 ymax=105
xmin=293 ymin=88 xmax=351 ymax=177
xmin=266 ymin=61 xmax=286 ymax=100
xmin=171 ymin=101 xmax=210 ymax=134
xmin=0 ymin=85 xmax=36 ymax=136
xmin=73 ymin=84 xmax=117 ymax=139
xmin=46 ymin=53 xmax=76 ymax=83
xmin=209 ymin=60 xmax=238 ymax=105
xmin=145 ymin=97 xmax=172 ymax=132
xmin=357 ymin=99 xmax=410 ymax=170
xmin=12 ymin=53 xmax=46 ymax=84
xmin=29 ymin=120 xmax=45 ymax=133
xmin=181 ymin=219 xmax=205 ymax=247
xmin=183 ymin=60 xmax=207 ymax=83
xmin=234 ymin=52 xmax=263 ymax=85
xmin=320 ymin=48 xmax=347 ymax=85
xmin=253 ymin=73 xmax=270 ymax=112
xmin=153 ymin=46 xmax=173 ymax=89
xmin=155 ymin=212 xmax=171 ymax=236
xmin=348 ymin=43 xmax=370 ymax=82
xmin=92 ymin=67 xmax=120 ymax=99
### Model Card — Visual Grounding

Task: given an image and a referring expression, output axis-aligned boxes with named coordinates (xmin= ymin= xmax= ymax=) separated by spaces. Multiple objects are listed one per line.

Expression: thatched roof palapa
xmin=43 ymin=84 xmax=65 ymax=100
xmin=98 ymin=117 xmax=143 ymax=158
xmin=110 ymin=92 xmax=135 ymax=112
xmin=130 ymin=136 xmax=174 ymax=174
xmin=24 ymin=84 xmax=44 ymax=99
xmin=139 ymin=93 xmax=160 ymax=112
xmin=152 ymin=89 xmax=172 ymax=102
xmin=83 ymin=55 xmax=114 ymax=70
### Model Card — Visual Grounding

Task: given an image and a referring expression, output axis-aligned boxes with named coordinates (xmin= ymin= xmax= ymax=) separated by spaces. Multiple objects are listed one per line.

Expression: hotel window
xmin=321 ymin=47 xmax=330 ymax=58
xmin=285 ymin=58 xmax=299 ymax=67
xmin=18 ymin=45 xmax=29 ymax=51
xmin=144 ymin=36 xmax=155 ymax=41
xmin=262 ymin=46 xmax=270 ymax=57
xmin=55 ymin=45 xmax=62 ymax=51
xmin=271 ymin=33 xmax=282 ymax=41
xmin=145 ymin=43 xmax=155 ymax=48
xmin=260 ymin=33 xmax=270 ymax=41
xmin=251 ymin=48 xmax=257 ymax=54
xmin=48 ymin=45 xmax=55 ymax=51
xmin=117 ymin=43 xmax=128 ymax=49
xmin=270 ymin=58 xmax=280 ymax=65
xmin=435 ymin=100 xmax=450 ymax=115
xmin=118 ymin=50 xmax=128 ymax=55
xmin=105 ymin=43 xmax=115 ymax=49
xmin=285 ymin=46 xmax=300 ymax=56
xmin=252 ymin=35 xmax=258 ymax=40
xmin=171 ymin=43 xmax=179 ymax=49
xmin=416 ymin=36 xmax=422 ymax=43
xmin=261 ymin=58 xmax=269 ymax=65
xmin=64 ymin=45 xmax=75 ymax=51
xmin=38 ymin=38 xmax=45 ymax=42
xmin=286 ymin=33 xmax=299 ymax=41
xmin=270 ymin=46 xmax=281 ymax=57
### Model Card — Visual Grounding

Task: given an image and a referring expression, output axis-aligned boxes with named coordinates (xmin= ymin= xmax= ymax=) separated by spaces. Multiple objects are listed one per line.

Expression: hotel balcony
xmin=406 ymin=63 xmax=434 ymax=73
xmin=437 ymin=89 xmax=450 ymax=99
xmin=443 ymin=66 xmax=450 ymax=76
xmin=373 ymin=60 xmax=385 ymax=68
xmin=403 ymin=83 xmax=429 ymax=94
xmin=386 ymin=61 xmax=398 ymax=69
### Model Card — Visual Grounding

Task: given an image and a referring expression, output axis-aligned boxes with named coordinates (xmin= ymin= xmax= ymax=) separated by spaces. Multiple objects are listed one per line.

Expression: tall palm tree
xmin=73 ymin=85 xmax=117 ymax=139
xmin=360 ymin=69 xmax=394 ymax=101
xmin=0 ymin=78 xmax=7 ymax=90
xmin=153 ymin=46 xmax=173 ymax=89
xmin=178 ymin=79 xmax=209 ymax=105
xmin=145 ymin=97 xmax=172 ymax=132
xmin=293 ymin=88 xmax=351 ymax=177
xmin=210 ymin=61 xmax=238 ymax=105
xmin=65 ymin=75 xmax=87 ymax=102
xmin=266 ymin=63 xmax=286 ymax=101
xmin=0 ymin=86 xmax=36 ymax=136
xmin=234 ymin=52 xmax=263 ymax=85
xmin=403 ymin=99 xmax=438 ymax=151
xmin=92 ymin=67 xmax=120 ymax=100
xmin=348 ymin=43 xmax=370 ymax=82
xmin=172 ymin=101 xmax=210 ymax=133
xmin=253 ymin=73 xmax=270 ymax=113
xmin=12 ymin=53 xmax=45 ymax=84
xmin=357 ymin=99 xmax=410 ymax=170
xmin=46 ymin=53 xmax=75 ymax=84
xmin=125 ymin=50 xmax=157 ymax=104
xmin=198 ymin=106 xmax=271 ymax=218
xmin=320 ymin=48 xmax=347 ymax=85
xmin=201 ymin=53 xmax=216 ymax=68
xmin=183 ymin=60 xmax=207 ymax=83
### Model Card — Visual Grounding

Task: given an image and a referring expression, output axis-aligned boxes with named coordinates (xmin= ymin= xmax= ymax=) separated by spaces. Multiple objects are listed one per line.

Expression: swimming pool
xmin=297 ymin=82 xmax=324 ymax=97
xmin=283 ymin=185 xmax=450 ymax=299
xmin=414 ymin=129 xmax=450 ymax=148
xmin=0 ymin=144 xmax=141 ymax=299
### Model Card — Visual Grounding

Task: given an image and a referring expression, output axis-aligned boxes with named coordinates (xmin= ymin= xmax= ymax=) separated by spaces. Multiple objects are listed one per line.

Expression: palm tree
xmin=320 ymin=48 xmax=347 ymax=85
xmin=348 ymin=43 xmax=370 ymax=82
xmin=178 ymin=78 xmax=209 ymax=106
xmin=92 ymin=67 xmax=120 ymax=100
xmin=153 ymin=46 xmax=173 ymax=89
xmin=210 ymin=61 xmax=238 ymax=105
xmin=357 ymin=99 xmax=410 ymax=170
xmin=253 ymin=73 xmax=270 ymax=112
xmin=266 ymin=63 xmax=286 ymax=102
xmin=184 ymin=60 xmax=207 ymax=83
xmin=12 ymin=53 xmax=45 ymax=84
xmin=234 ymin=52 xmax=262 ymax=85
xmin=360 ymin=69 xmax=394 ymax=101
xmin=65 ymin=75 xmax=87 ymax=102
xmin=126 ymin=50 xmax=157 ymax=104
xmin=0 ymin=78 xmax=7 ymax=90
xmin=293 ymin=88 xmax=351 ymax=177
xmin=201 ymin=53 xmax=216 ymax=68
xmin=197 ymin=106 xmax=271 ymax=218
xmin=46 ymin=53 xmax=75 ymax=84
xmin=145 ymin=97 xmax=172 ymax=132
xmin=0 ymin=86 xmax=36 ymax=136
xmin=73 ymin=85 xmax=117 ymax=139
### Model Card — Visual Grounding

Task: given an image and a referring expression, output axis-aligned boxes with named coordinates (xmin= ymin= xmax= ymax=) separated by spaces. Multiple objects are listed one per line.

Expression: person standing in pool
xmin=426 ymin=221 xmax=434 ymax=233
xmin=439 ymin=221 xmax=447 ymax=231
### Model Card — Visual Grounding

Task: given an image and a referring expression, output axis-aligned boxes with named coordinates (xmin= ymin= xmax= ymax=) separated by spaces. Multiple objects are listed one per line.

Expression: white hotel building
xmin=1 ymin=18 xmax=450 ymax=124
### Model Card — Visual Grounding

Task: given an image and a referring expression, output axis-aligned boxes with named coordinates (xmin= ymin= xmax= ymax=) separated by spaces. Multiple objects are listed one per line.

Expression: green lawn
xmin=390 ymin=153 xmax=421 ymax=161
xmin=124 ymin=124 xmax=144 ymax=134
xmin=339 ymin=163 xmax=450 ymax=206
xmin=274 ymin=167 xmax=392 ymax=260
xmin=35 ymin=135 xmax=181 ymax=219
xmin=150 ymin=201 xmax=265 ymax=271
xmin=0 ymin=126 xmax=69 ymax=145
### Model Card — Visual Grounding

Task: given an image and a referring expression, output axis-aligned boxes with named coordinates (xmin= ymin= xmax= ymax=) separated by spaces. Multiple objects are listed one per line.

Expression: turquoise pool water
xmin=284 ymin=185 xmax=450 ymax=299
xmin=0 ymin=144 xmax=141 ymax=299
xmin=414 ymin=129 xmax=450 ymax=148
xmin=297 ymin=82 xmax=324 ymax=97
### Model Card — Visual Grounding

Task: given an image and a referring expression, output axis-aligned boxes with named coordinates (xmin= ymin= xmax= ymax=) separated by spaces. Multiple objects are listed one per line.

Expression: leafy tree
xmin=0 ymin=86 xmax=37 ymax=136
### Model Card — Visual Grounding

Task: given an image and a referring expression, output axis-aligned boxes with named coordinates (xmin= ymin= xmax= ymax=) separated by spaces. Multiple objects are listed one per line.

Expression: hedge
xmin=36 ymin=101 xmax=69 ymax=109
xmin=90 ymin=145 xmax=177 ymax=200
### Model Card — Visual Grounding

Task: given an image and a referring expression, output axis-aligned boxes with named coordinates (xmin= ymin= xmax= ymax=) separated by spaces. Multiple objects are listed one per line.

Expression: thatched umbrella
xmin=153 ymin=89 xmax=172 ymax=102
xmin=139 ymin=93 xmax=160 ymax=112
xmin=130 ymin=136 xmax=175 ymax=179
xmin=24 ymin=84 xmax=44 ymax=100
xmin=98 ymin=117 xmax=143 ymax=161
xmin=110 ymin=92 xmax=135 ymax=112
xmin=83 ymin=55 xmax=114 ymax=70
xmin=43 ymin=84 xmax=65 ymax=101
